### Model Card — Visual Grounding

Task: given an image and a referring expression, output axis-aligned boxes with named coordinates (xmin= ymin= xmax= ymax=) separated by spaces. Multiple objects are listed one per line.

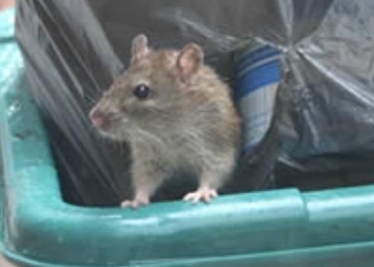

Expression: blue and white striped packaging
xmin=234 ymin=44 xmax=282 ymax=155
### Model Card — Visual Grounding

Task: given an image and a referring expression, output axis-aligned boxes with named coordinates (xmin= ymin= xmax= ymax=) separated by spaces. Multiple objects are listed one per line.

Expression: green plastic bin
xmin=2 ymin=5 xmax=374 ymax=267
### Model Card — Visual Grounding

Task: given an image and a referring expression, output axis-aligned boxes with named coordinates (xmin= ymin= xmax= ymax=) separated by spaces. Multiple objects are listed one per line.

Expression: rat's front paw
xmin=121 ymin=198 xmax=149 ymax=209
xmin=183 ymin=188 xmax=218 ymax=203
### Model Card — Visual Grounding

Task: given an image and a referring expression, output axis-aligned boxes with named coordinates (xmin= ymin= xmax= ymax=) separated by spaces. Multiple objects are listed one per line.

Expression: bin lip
xmin=2 ymin=239 xmax=374 ymax=267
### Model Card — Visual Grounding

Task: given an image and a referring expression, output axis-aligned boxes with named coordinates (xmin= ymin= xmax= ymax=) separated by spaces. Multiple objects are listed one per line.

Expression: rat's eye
xmin=133 ymin=84 xmax=151 ymax=100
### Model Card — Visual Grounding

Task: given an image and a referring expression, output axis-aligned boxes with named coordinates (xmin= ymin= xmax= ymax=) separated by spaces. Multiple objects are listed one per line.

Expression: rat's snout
xmin=89 ymin=109 xmax=108 ymax=128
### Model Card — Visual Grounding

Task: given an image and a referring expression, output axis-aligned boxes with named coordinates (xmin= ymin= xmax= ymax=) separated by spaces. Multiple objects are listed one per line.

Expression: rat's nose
xmin=90 ymin=111 xmax=107 ymax=128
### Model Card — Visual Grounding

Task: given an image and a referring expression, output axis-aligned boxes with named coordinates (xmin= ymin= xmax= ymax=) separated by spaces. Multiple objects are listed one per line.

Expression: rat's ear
xmin=131 ymin=34 xmax=150 ymax=63
xmin=176 ymin=43 xmax=204 ymax=83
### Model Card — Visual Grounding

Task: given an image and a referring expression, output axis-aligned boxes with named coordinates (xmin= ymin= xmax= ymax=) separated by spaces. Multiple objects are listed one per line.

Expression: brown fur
xmin=90 ymin=34 xmax=241 ymax=207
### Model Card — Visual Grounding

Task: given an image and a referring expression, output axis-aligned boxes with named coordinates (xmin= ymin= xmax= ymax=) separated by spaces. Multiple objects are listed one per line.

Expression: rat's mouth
xmin=92 ymin=117 xmax=129 ymax=141
xmin=90 ymin=108 xmax=121 ymax=128
xmin=89 ymin=107 xmax=130 ymax=140
xmin=93 ymin=117 xmax=123 ymax=132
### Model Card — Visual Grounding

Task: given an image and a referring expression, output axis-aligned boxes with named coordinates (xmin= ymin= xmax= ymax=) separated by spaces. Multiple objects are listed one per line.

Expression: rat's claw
xmin=183 ymin=188 xmax=218 ymax=203
xmin=121 ymin=198 xmax=149 ymax=209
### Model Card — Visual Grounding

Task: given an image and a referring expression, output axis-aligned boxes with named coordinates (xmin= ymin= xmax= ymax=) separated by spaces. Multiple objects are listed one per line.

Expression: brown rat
xmin=89 ymin=34 xmax=241 ymax=208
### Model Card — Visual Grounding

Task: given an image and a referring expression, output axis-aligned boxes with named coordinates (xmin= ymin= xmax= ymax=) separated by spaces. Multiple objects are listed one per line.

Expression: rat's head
xmin=89 ymin=34 xmax=204 ymax=140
